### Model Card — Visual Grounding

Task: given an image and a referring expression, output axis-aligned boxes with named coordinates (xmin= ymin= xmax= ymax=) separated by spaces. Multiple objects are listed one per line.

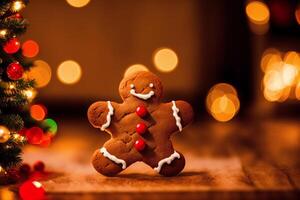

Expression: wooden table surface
xmin=1 ymin=118 xmax=300 ymax=199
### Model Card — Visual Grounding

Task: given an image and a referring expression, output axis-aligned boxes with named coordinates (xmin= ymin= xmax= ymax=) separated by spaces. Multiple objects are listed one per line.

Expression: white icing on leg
xmin=154 ymin=151 xmax=180 ymax=173
xmin=171 ymin=101 xmax=182 ymax=132
xmin=100 ymin=147 xmax=126 ymax=169
xmin=100 ymin=101 xmax=114 ymax=131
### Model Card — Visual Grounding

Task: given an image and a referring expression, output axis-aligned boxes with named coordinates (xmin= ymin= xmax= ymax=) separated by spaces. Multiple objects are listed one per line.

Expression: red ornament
xmin=39 ymin=134 xmax=51 ymax=148
xmin=12 ymin=13 xmax=23 ymax=19
xmin=134 ymin=139 xmax=146 ymax=151
xmin=3 ymin=38 xmax=21 ymax=54
xmin=33 ymin=161 xmax=45 ymax=172
xmin=19 ymin=181 xmax=45 ymax=200
xmin=19 ymin=163 xmax=31 ymax=176
xmin=136 ymin=105 xmax=148 ymax=118
xmin=136 ymin=123 xmax=147 ymax=135
xmin=26 ymin=127 xmax=44 ymax=145
xmin=7 ymin=62 xmax=24 ymax=80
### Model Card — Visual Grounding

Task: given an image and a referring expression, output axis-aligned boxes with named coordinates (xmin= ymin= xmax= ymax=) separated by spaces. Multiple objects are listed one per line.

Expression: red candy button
xmin=134 ymin=139 xmax=146 ymax=151
xmin=136 ymin=105 xmax=148 ymax=118
xmin=136 ymin=122 xmax=147 ymax=135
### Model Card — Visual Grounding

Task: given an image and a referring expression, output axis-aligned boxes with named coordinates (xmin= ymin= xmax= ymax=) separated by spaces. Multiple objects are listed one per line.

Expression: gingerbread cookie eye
xmin=130 ymin=84 xmax=135 ymax=89
xmin=149 ymin=83 xmax=154 ymax=88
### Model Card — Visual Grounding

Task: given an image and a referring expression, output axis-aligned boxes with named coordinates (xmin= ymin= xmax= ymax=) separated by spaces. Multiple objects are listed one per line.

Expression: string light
xmin=23 ymin=88 xmax=37 ymax=101
xmin=11 ymin=1 xmax=25 ymax=12
xmin=0 ymin=29 xmax=8 ymax=39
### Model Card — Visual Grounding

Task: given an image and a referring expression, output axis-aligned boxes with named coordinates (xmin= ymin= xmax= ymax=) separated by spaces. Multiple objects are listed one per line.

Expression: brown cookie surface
xmin=88 ymin=71 xmax=193 ymax=176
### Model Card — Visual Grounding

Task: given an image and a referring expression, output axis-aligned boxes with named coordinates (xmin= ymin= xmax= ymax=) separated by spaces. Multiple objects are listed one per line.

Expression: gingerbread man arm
xmin=173 ymin=100 xmax=194 ymax=128
xmin=87 ymin=101 xmax=115 ymax=131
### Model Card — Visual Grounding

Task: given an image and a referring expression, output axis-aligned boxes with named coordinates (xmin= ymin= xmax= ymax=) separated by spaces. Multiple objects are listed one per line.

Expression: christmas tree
xmin=0 ymin=0 xmax=43 ymax=184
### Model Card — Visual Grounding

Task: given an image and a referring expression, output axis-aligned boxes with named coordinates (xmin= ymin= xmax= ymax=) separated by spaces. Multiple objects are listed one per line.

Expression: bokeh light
xmin=153 ymin=48 xmax=178 ymax=72
xmin=26 ymin=60 xmax=52 ymax=88
xmin=57 ymin=60 xmax=82 ymax=84
xmin=206 ymin=83 xmax=240 ymax=122
xmin=124 ymin=64 xmax=149 ymax=77
xmin=295 ymin=5 xmax=300 ymax=25
xmin=23 ymin=88 xmax=37 ymax=102
xmin=261 ymin=48 xmax=282 ymax=72
xmin=261 ymin=50 xmax=300 ymax=102
xmin=42 ymin=118 xmax=58 ymax=136
xmin=22 ymin=40 xmax=39 ymax=58
xmin=246 ymin=1 xmax=270 ymax=25
xmin=66 ymin=0 xmax=90 ymax=8
xmin=30 ymin=104 xmax=47 ymax=121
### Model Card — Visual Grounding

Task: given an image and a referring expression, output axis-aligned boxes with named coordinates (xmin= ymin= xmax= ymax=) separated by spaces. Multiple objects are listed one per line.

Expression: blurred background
xmin=1 ymin=0 xmax=299 ymax=198
xmin=20 ymin=0 xmax=300 ymax=123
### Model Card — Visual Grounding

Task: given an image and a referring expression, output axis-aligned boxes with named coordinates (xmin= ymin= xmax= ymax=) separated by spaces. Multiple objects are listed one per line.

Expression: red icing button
xmin=136 ymin=105 xmax=148 ymax=118
xmin=136 ymin=123 xmax=147 ymax=135
xmin=134 ymin=139 xmax=146 ymax=151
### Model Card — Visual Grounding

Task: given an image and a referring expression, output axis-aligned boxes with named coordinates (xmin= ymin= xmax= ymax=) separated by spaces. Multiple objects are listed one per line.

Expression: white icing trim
xmin=130 ymin=88 xmax=155 ymax=100
xmin=100 ymin=101 xmax=114 ymax=131
xmin=154 ymin=151 xmax=180 ymax=173
xmin=171 ymin=101 xmax=182 ymax=132
xmin=100 ymin=147 xmax=126 ymax=169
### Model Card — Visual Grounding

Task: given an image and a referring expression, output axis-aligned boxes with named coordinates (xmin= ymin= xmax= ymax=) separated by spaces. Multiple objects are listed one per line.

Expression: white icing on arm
xmin=100 ymin=101 xmax=114 ymax=131
xmin=171 ymin=101 xmax=182 ymax=132
xmin=100 ymin=147 xmax=126 ymax=169
xmin=154 ymin=151 xmax=180 ymax=173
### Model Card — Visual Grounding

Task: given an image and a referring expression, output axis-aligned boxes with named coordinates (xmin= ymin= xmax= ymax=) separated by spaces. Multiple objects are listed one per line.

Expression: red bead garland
xmin=136 ymin=123 xmax=147 ymax=135
xmin=134 ymin=139 xmax=146 ymax=151
xmin=6 ymin=62 xmax=24 ymax=80
xmin=136 ymin=105 xmax=148 ymax=118
xmin=3 ymin=38 xmax=21 ymax=54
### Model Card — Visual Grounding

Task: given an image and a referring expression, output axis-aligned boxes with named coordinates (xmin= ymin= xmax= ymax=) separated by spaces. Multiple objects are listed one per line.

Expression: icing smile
xmin=130 ymin=83 xmax=155 ymax=100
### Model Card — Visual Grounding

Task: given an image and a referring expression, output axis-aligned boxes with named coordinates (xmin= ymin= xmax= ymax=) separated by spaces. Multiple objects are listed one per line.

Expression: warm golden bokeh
xmin=57 ymin=60 xmax=82 ymax=84
xmin=66 ymin=0 xmax=90 ymax=8
xmin=153 ymin=48 xmax=178 ymax=73
xmin=206 ymin=83 xmax=240 ymax=122
xmin=261 ymin=50 xmax=300 ymax=102
xmin=26 ymin=60 xmax=52 ymax=88
xmin=124 ymin=64 xmax=149 ymax=78
xmin=246 ymin=1 xmax=270 ymax=25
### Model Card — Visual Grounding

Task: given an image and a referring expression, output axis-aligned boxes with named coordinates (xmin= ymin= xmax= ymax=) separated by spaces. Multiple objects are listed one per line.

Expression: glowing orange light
xmin=30 ymin=104 xmax=47 ymax=121
xmin=246 ymin=1 xmax=270 ymax=25
xmin=26 ymin=60 xmax=52 ymax=88
xmin=57 ymin=60 xmax=82 ymax=84
xmin=295 ymin=6 xmax=300 ymax=25
xmin=22 ymin=40 xmax=39 ymax=58
xmin=261 ymin=48 xmax=282 ymax=72
xmin=66 ymin=0 xmax=90 ymax=8
xmin=124 ymin=64 xmax=149 ymax=77
xmin=206 ymin=83 xmax=240 ymax=122
xmin=153 ymin=48 xmax=178 ymax=72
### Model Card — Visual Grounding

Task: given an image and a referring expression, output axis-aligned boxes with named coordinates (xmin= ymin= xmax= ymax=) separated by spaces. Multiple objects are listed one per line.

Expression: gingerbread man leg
xmin=153 ymin=151 xmax=185 ymax=177
xmin=92 ymin=137 xmax=141 ymax=176
xmin=91 ymin=148 xmax=124 ymax=176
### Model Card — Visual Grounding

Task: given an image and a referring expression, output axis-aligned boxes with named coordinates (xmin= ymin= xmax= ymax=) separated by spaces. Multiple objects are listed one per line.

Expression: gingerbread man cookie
xmin=87 ymin=71 xmax=193 ymax=176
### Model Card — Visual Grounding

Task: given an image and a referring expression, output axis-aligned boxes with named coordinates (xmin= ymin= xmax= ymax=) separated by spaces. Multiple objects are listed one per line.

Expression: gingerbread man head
xmin=118 ymin=71 xmax=163 ymax=103
xmin=88 ymin=71 xmax=193 ymax=176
